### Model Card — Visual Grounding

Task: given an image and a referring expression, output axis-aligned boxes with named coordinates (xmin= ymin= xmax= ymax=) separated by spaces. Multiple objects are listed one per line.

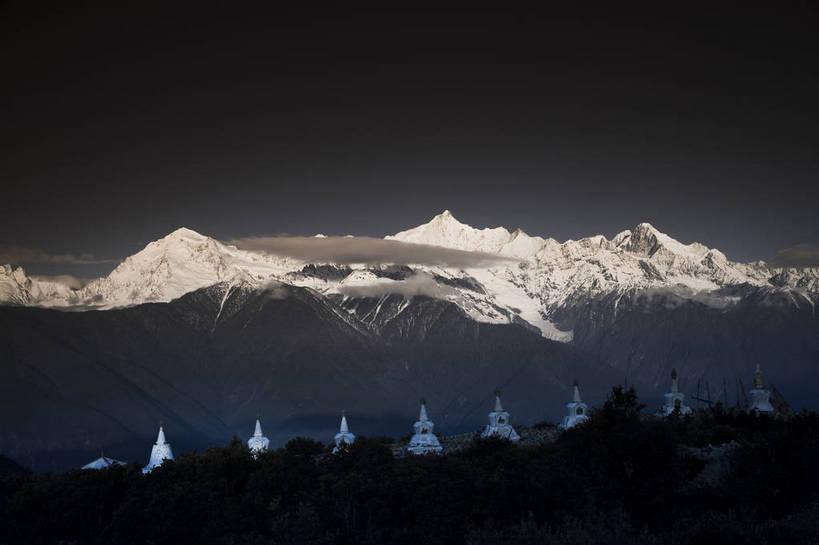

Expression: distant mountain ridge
xmin=2 ymin=211 xmax=816 ymax=342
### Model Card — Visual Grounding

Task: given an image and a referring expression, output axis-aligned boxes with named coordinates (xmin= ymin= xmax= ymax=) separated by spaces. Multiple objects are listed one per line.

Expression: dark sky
xmin=2 ymin=4 xmax=817 ymax=276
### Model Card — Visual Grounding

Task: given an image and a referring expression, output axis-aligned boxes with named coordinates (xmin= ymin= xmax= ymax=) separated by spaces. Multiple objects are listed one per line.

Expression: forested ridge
xmin=2 ymin=387 xmax=818 ymax=545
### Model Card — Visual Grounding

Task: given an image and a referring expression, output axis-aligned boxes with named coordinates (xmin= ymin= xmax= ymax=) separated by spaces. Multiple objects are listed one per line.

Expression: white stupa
xmin=247 ymin=416 xmax=270 ymax=455
xmin=748 ymin=364 xmax=774 ymax=413
xmin=657 ymin=369 xmax=692 ymax=416
xmin=142 ymin=424 xmax=174 ymax=474
xmin=333 ymin=413 xmax=356 ymax=453
xmin=559 ymin=381 xmax=590 ymax=430
xmin=480 ymin=389 xmax=520 ymax=441
xmin=405 ymin=398 xmax=443 ymax=455
xmin=82 ymin=453 xmax=126 ymax=470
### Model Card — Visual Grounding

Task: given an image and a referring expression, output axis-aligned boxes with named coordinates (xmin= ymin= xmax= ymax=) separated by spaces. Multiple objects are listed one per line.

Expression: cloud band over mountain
xmin=769 ymin=244 xmax=819 ymax=268
xmin=229 ymin=236 xmax=514 ymax=268
xmin=338 ymin=272 xmax=457 ymax=298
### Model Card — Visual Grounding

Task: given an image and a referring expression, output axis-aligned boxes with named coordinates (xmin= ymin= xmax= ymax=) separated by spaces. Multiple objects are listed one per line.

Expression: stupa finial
xmin=418 ymin=398 xmax=428 ymax=422
xmin=754 ymin=364 xmax=764 ymax=389
xmin=572 ymin=381 xmax=582 ymax=403
xmin=493 ymin=389 xmax=504 ymax=412
xmin=156 ymin=424 xmax=167 ymax=445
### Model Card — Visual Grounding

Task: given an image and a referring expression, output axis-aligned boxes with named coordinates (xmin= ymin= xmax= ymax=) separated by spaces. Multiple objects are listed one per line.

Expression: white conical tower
xmin=405 ymin=398 xmax=443 ymax=455
xmin=333 ymin=413 xmax=356 ymax=453
xmin=658 ymin=369 xmax=692 ymax=416
xmin=559 ymin=381 xmax=590 ymax=429
xmin=748 ymin=364 xmax=774 ymax=413
xmin=142 ymin=423 xmax=174 ymax=474
xmin=247 ymin=416 xmax=270 ymax=455
xmin=481 ymin=389 xmax=520 ymax=441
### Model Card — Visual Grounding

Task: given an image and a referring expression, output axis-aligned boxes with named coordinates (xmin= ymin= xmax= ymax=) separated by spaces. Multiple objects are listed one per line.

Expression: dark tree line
xmin=1 ymin=386 xmax=818 ymax=545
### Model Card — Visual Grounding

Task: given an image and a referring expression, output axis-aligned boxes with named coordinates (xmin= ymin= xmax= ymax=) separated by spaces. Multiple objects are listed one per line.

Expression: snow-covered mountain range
xmin=2 ymin=211 xmax=817 ymax=342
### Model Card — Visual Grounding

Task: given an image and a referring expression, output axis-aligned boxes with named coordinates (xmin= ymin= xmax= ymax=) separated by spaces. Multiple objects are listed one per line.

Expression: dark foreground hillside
xmin=1 ymin=388 xmax=818 ymax=545
xmin=0 ymin=286 xmax=619 ymax=471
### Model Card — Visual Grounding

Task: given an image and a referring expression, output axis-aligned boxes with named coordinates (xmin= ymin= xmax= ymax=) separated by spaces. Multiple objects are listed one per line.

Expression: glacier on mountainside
xmin=2 ymin=212 xmax=817 ymax=342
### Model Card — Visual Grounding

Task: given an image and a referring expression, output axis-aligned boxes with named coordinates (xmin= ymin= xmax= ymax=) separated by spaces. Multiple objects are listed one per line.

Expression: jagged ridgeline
xmin=0 ymin=211 xmax=817 ymax=469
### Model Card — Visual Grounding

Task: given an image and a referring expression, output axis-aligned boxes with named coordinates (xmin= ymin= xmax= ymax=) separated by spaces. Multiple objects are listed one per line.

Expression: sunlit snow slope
xmin=2 ymin=212 xmax=817 ymax=342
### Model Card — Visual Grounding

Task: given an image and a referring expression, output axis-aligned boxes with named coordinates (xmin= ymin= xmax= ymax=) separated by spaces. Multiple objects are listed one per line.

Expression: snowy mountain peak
xmin=389 ymin=213 xmax=729 ymax=267
xmin=0 ymin=265 xmax=31 ymax=305
xmin=0 ymin=265 xmax=76 ymax=306
xmin=617 ymin=222 xmax=711 ymax=262
xmin=48 ymin=227 xmax=298 ymax=309
xmin=634 ymin=221 xmax=659 ymax=232
xmin=388 ymin=210 xmax=543 ymax=257
xmin=424 ymin=209 xmax=477 ymax=233
xmin=164 ymin=226 xmax=209 ymax=240
xmin=617 ymin=222 xmax=662 ymax=255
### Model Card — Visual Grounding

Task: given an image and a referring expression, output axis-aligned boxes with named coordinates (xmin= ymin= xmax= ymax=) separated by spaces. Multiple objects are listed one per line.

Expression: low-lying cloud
xmin=31 ymin=274 xmax=93 ymax=290
xmin=0 ymin=244 xmax=118 ymax=266
xmin=230 ymin=236 xmax=514 ymax=268
xmin=339 ymin=272 xmax=457 ymax=298
xmin=638 ymin=286 xmax=738 ymax=309
xmin=769 ymin=244 xmax=819 ymax=268
xmin=262 ymin=280 xmax=292 ymax=300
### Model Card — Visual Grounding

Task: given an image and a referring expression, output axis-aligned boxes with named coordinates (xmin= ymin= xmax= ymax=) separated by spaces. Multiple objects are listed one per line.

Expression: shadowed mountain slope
xmin=0 ymin=283 xmax=611 ymax=471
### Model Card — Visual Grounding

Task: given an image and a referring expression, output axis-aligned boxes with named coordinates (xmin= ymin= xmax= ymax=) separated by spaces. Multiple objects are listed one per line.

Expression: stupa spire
xmin=749 ymin=364 xmax=774 ymax=413
xmin=572 ymin=380 xmax=582 ymax=403
xmin=333 ymin=412 xmax=355 ymax=452
xmin=481 ymin=388 xmax=520 ymax=441
xmin=560 ymin=380 xmax=589 ymax=430
xmin=405 ymin=397 xmax=442 ymax=455
xmin=248 ymin=415 xmax=270 ymax=455
xmin=418 ymin=397 xmax=428 ymax=422
xmin=657 ymin=369 xmax=691 ymax=416
xmin=143 ymin=423 xmax=174 ymax=473
xmin=754 ymin=364 xmax=764 ymax=389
